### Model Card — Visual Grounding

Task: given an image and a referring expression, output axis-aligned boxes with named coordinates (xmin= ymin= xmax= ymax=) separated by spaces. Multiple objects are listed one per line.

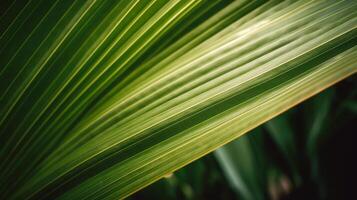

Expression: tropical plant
xmin=0 ymin=0 xmax=356 ymax=199
xmin=130 ymin=79 xmax=356 ymax=200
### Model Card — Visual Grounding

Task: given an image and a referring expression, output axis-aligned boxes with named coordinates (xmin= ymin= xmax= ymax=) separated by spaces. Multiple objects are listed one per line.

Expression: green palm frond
xmin=0 ymin=0 xmax=356 ymax=199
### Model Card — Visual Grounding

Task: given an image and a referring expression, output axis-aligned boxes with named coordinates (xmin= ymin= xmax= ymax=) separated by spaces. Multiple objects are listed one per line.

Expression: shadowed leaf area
xmin=0 ymin=0 xmax=356 ymax=199
xmin=132 ymin=76 xmax=357 ymax=200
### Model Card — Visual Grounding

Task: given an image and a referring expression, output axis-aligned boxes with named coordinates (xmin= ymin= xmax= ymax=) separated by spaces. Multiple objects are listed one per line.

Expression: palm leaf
xmin=0 ymin=0 xmax=356 ymax=199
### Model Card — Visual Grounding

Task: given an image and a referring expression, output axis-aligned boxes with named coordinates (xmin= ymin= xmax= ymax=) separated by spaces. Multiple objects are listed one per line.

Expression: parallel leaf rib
xmin=0 ymin=0 xmax=356 ymax=199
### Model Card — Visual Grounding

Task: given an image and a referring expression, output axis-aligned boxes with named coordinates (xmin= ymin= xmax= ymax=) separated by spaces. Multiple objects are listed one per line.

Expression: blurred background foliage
xmin=130 ymin=76 xmax=356 ymax=200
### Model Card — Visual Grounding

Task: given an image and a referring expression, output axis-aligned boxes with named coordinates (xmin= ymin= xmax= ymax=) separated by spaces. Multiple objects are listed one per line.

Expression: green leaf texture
xmin=214 ymin=128 xmax=267 ymax=200
xmin=0 ymin=0 xmax=356 ymax=199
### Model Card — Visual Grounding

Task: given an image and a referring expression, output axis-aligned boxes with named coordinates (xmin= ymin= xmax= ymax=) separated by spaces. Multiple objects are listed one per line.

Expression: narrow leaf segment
xmin=0 ymin=0 xmax=356 ymax=199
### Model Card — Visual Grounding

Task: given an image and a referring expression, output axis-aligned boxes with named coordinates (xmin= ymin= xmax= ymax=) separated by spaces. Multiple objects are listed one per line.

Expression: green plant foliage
xmin=135 ymin=81 xmax=355 ymax=200
xmin=0 ymin=0 xmax=356 ymax=199
xmin=213 ymin=80 xmax=356 ymax=200
xmin=215 ymin=128 xmax=267 ymax=200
